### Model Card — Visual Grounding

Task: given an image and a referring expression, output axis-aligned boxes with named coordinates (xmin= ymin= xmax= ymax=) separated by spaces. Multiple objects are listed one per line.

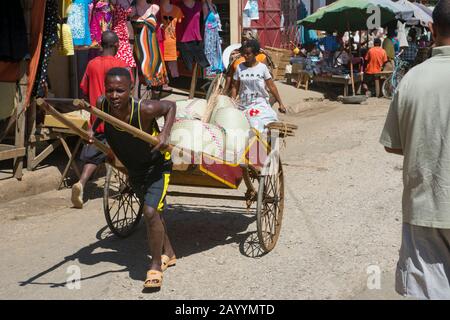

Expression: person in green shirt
xmin=382 ymin=29 xmax=396 ymax=71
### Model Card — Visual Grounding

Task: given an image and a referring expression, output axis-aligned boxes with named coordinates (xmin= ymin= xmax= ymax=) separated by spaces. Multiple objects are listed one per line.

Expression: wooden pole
xmin=347 ymin=22 xmax=356 ymax=96
xmin=36 ymin=98 xmax=128 ymax=173
xmin=36 ymin=98 xmax=112 ymax=155
xmin=189 ymin=63 xmax=199 ymax=99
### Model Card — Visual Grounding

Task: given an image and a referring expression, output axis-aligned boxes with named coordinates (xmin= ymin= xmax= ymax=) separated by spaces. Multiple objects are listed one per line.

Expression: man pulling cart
xmin=37 ymin=69 xmax=297 ymax=290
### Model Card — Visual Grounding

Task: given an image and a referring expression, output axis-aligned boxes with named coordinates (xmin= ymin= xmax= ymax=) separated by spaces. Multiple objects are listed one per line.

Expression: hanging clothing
xmin=61 ymin=0 xmax=73 ymax=17
xmin=115 ymin=0 xmax=134 ymax=40
xmin=135 ymin=13 xmax=168 ymax=87
xmin=25 ymin=0 xmax=47 ymax=106
xmin=177 ymin=1 xmax=202 ymax=43
xmin=89 ymin=0 xmax=113 ymax=46
xmin=58 ymin=0 xmax=74 ymax=56
xmin=33 ymin=0 xmax=59 ymax=98
xmin=177 ymin=41 xmax=210 ymax=71
xmin=397 ymin=21 xmax=409 ymax=48
xmin=161 ymin=4 xmax=184 ymax=61
xmin=68 ymin=0 xmax=92 ymax=46
xmin=0 ymin=1 xmax=28 ymax=61
xmin=58 ymin=24 xmax=75 ymax=56
xmin=112 ymin=4 xmax=136 ymax=67
xmin=176 ymin=1 xmax=209 ymax=72
xmin=204 ymin=3 xmax=224 ymax=76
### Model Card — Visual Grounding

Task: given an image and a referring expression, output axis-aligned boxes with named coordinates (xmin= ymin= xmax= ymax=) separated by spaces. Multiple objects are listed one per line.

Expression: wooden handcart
xmin=36 ymin=98 xmax=297 ymax=254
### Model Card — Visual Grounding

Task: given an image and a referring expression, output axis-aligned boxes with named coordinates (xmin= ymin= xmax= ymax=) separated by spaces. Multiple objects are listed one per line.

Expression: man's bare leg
xmin=143 ymin=205 xmax=165 ymax=273
xmin=160 ymin=215 xmax=175 ymax=258
xmin=72 ymin=163 xmax=97 ymax=208
xmin=79 ymin=163 xmax=98 ymax=187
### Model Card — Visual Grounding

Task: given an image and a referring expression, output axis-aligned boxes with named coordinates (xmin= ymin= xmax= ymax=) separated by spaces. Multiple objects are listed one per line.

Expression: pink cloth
xmin=176 ymin=1 xmax=202 ymax=42
xmin=89 ymin=1 xmax=113 ymax=44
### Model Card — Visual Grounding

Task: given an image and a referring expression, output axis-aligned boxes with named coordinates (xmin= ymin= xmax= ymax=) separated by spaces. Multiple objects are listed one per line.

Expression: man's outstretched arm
xmin=141 ymin=100 xmax=177 ymax=152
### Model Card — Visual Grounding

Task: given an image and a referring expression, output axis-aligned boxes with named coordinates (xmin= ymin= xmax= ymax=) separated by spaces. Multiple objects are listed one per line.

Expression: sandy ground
xmin=0 ymin=85 xmax=406 ymax=299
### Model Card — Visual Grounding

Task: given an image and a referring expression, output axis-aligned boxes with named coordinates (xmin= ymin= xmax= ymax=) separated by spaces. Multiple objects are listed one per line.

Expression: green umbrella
xmin=298 ymin=0 xmax=397 ymax=31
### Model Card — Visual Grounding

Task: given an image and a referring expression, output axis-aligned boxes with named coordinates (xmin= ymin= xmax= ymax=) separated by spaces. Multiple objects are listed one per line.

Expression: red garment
xmin=112 ymin=4 xmax=136 ymax=68
xmin=365 ymin=46 xmax=388 ymax=74
xmin=80 ymin=55 xmax=128 ymax=133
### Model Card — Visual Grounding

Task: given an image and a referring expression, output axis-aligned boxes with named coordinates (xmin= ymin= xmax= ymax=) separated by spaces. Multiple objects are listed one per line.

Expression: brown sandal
xmin=144 ymin=270 xmax=163 ymax=288
xmin=161 ymin=255 xmax=177 ymax=272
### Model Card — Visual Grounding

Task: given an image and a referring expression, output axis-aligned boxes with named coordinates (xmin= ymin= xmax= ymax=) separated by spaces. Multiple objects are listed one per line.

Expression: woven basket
xmin=175 ymin=98 xmax=207 ymax=120
xmin=209 ymin=95 xmax=237 ymax=122
xmin=170 ymin=119 xmax=226 ymax=160
xmin=210 ymin=107 xmax=250 ymax=156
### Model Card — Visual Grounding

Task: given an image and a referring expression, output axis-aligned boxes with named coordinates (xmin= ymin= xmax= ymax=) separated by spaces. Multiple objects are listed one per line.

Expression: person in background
xmin=401 ymin=29 xmax=419 ymax=67
xmin=318 ymin=30 xmax=339 ymax=66
xmin=71 ymin=31 xmax=130 ymax=209
xmin=362 ymin=38 xmax=388 ymax=96
xmin=382 ymin=28 xmax=397 ymax=70
xmin=333 ymin=44 xmax=350 ymax=68
xmin=224 ymin=32 xmax=268 ymax=94
xmin=380 ymin=0 xmax=450 ymax=299
xmin=231 ymin=40 xmax=286 ymax=132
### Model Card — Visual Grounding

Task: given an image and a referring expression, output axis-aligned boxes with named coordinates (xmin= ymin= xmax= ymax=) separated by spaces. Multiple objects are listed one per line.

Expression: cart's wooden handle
xmin=73 ymin=99 xmax=174 ymax=153
xmin=36 ymin=98 xmax=127 ymax=174
xmin=37 ymin=98 xmax=110 ymax=154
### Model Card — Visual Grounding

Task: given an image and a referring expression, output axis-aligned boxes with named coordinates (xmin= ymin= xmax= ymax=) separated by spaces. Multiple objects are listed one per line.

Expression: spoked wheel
xmin=103 ymin=164 xmax=143 ymax=238
xmin=243 ymin=166 xmax=260 ymax=209
xmin=256 ymin=152 xmax=284 ymax=253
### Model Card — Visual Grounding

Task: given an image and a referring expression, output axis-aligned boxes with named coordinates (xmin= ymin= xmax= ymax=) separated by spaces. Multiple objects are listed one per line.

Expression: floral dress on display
xmin=112 ymin=4 xmax=136 ymax=67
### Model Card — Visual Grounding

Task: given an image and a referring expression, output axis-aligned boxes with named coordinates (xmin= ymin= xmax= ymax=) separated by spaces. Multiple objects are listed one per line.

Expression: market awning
xmin=371 ymin=0 xmax=415 ymax=21
xmin=297 ymin=0 xmax=399 ymax=32
xmin=397 ymin=0 xmax=433 ymax=27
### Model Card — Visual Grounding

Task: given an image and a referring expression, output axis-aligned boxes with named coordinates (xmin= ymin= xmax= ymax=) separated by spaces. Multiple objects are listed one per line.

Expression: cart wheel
xmin=103 ymin=164 xmax=143 ymax=238
xmin=256 ymin=152 xmax=284 ymax=253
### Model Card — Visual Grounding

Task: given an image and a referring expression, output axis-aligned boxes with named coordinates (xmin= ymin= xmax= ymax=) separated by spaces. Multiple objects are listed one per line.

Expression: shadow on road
xmin=18 ymin=202 xmax=266 ymax=288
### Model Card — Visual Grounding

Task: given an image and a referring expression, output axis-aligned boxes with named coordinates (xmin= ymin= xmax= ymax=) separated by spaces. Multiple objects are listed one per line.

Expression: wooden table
xmin=286 ymin=70 xmax=311 ymax=90
xmin=312 ymin=73 xmax=363 ymax=96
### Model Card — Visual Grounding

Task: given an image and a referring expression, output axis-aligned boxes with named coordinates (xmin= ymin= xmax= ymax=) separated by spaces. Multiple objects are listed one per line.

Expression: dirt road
xmin=0 ymin=97 xmax=405 ymax=299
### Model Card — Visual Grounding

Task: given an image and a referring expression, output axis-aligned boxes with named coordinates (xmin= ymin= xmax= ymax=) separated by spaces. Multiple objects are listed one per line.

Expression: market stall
xmin=295 ymin=0 xmax=433 ymax=98
xmin=1 ymin=0 xmax=238 ymax=181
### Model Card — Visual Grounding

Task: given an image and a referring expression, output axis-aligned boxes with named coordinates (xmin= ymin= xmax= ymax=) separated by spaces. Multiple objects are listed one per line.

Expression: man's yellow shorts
xmin=129 ymin=162 xmax=171 ymax=212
